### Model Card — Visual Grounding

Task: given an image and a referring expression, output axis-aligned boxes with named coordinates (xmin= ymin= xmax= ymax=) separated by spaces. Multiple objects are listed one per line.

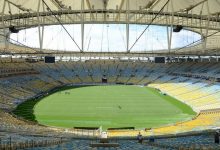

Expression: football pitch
xmin=14 ymin=85 xmax=196 ymax=130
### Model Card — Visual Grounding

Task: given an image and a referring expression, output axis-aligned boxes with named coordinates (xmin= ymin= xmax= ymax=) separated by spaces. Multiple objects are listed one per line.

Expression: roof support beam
xmin=133 ymin=0 xmax=162 ymax=23
xmin=203 ymin=1 xmax=210 ymax=52
xmin=147 ymin=0 xmax=163 ymax=10
xmin=50 ymin=0 xmax=82 ymax=22
xmin=167 ymin=0 xmax=174 ymax=53
xmin=103 ymin=0 xmax=109 ymax=10
xmin=180 ymin=0 xmax=208 ymax=13
xmin=103 ymin=0 xmax=109 ymax=21
xmin=6 ymin=0 xmax=31 ymax=12
xmin=126 ymin=0 xmax=130 ymax=53
xmin=7 ymin=0 xmax=12 ymax=16
xmin=1 ymin=0 xmax=8 ymax=51
xmin=144 ymin=0 xmax=158 ymax=10
xmin=38 ymin=0 xmax=44 ymax=51
xmin=115 ymin=0 xmax=125 ymax=21
xmin=49 ymin=0 xmax=68 ymax=10
xmin=1 ymin=10 xmax=220 ymax=30
xmin=2 ymin=9 xmax=220 ymax=23
xmin=86 ymin=0 xmax=95 ymax=20
xmin=81 ymin=0 xmax=85 ymax=52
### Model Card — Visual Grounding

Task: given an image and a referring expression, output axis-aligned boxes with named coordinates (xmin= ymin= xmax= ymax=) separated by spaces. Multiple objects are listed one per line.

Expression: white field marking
xmin=96 ymin=107 xmax=115 ymax=109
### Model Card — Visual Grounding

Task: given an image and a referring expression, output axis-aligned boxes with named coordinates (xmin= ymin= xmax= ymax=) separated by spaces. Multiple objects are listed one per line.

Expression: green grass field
xmin=13 ymin=85 xmax=196 ymax=130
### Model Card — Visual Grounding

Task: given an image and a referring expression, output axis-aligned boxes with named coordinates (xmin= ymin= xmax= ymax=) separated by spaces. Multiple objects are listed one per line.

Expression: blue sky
xmin=10 ymin=24 xmax=201 ymax=52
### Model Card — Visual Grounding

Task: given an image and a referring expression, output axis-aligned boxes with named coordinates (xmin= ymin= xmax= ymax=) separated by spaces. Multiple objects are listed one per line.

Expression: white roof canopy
xmin=1 ymin=0 xmax=220 ymax=15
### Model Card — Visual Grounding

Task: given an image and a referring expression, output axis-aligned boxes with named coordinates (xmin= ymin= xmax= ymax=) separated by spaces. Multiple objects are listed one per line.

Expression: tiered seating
xmin=1 ymin=60 xmax=220 ymax=142
xmin=151 ymin=134 xmax=220 ymax=149
xmin=31 ymin=134 xmax=219 ymax=150
xmin=108 ymin=110 xmax=220 ymax=137
xmin=149 ymin=77 xmax=220 ymax=112
xmin=149 ymin=110 xmax=220 ymax=135
xmin=25 ymin=139 xmax=163 ymax=150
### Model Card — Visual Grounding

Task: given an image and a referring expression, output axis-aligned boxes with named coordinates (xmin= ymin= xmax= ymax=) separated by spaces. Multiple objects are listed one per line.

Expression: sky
xmin=10 ymin=24 xmax=201 ymax=52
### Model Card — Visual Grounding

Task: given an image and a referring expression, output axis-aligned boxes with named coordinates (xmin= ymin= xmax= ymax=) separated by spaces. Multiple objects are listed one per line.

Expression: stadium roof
xmin=1 ymin=0 xmax=220 ymax=16
xmin=0 ymin=0 xmax=220 ymax=56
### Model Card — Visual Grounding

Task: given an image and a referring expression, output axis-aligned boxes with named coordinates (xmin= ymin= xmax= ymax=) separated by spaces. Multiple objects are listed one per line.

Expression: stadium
xmin=1 ymin=0 xmax=220 ymax=149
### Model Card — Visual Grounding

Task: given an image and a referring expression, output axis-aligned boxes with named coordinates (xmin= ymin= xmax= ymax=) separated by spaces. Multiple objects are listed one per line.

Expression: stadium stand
xmin=0 ymin=60 xmax=220 ymax=149
xmin=14 ymin=133 xmax=220 ymax=150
